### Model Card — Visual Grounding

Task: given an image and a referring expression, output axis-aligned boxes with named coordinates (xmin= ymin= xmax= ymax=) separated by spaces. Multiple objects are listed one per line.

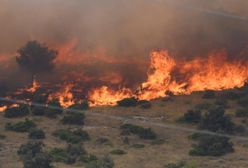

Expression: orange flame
xmin=88 ymin=50 xmax=248 ymax=106
xmin=48 ymin=84 xmax=75 ymax=108
xmin=88 ymin=86 xmax=133 ymax=107
xmin=0 ymin=106 xmax=7 ymax=112
xmin=26 ymin=79 xmax=40 ymax=93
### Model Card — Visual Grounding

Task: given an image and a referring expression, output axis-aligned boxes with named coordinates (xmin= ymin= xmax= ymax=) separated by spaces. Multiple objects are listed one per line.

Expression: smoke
xmin=0 ymin=0 xmax=248 ymax=88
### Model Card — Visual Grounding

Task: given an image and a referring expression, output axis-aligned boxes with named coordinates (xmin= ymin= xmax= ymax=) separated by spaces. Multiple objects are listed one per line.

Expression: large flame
xmin=88 ymin=50 xmax=248 ymax=106
xmin=88 ymin=86 xmax=133 ymax=107
xmin=48 ymin=84 xmax=75 ymax=108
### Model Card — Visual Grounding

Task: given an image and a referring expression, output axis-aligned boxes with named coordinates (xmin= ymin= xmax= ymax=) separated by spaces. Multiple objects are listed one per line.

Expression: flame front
xmin=88 ymin=86 xmax=133 ymax=107
xmin=88 ymin=50 xmax=248 ymax=106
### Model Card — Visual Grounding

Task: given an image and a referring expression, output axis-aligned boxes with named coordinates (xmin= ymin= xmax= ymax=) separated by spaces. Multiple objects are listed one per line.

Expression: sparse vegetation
xmin=189 ymin=135 xmax=234 ymax=156
xmin=238 ymin=97 xmax=248 ymax=107
xmin=85 ymin=156 xmax=114 ymax=168
xmin=32 ymin=106 xmax=45 ymax=116
xmin=131 ymin=144 xmax=145 ymax=148
xmin=5 ymin=119 xmax=36 ymax=132
xmin=120 ymin=124 xmax=157 ymax=140
xmin=235 ymin=108 xmax=248 ymax=118
xmin=110 ymin=149 xmax=126 ymax=155
xmin=4 ymin=105 xmax=30 ymax=118
xmin=53 ymin=128 xmax=89 ymax=144
xmin=62 ymin=112 xmax=85 ymax=125
xmin=150 ymin=139 xmax=167 ymax=145
xmin=117 ymin=97 xmax=138 ymax=107
xmin=28 ymin=128 xmax=45 ymax=139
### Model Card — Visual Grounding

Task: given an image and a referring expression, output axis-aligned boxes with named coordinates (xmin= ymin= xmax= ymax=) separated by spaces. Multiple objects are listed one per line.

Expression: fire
xmin=0 ymin=106 xmax=7 ymax=112
xmin=88 ymin=86 xmax=133 ymax=107
xmin=48 ymin=84 xmax=75 ymax=108
xmin=88 ymin=50 xmax=248 ymax=106
xmin=26 ymin=79 xmax=40 ymax=93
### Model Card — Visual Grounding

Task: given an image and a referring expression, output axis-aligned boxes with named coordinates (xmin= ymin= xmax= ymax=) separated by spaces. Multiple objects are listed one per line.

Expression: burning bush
xmin=28 ymin=128 xmax=45 ymax=139
xmin=180 ymin=109 xmax=202 ymax=124
xmin=53 ymin=128 xmax=89 ymax=144
xmin=5 ymin=119 xmax=36 ymax=132
xmin=62 ymin=112 xmax=85 ymax=125
xmin=4 ymin=105 xmax=30 ymax=118
xmin=120 ymin=124 xmax=157 ymax=140
xmin=189 ymin=134 xmax=234 ymax=156
xmin=117 ymin=97 xmax=138 ymax=107
xmin=200 ymin=107 xmax=235 ymax=133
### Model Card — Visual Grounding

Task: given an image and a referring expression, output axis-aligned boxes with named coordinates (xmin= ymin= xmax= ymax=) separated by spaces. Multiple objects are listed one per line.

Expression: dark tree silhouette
xmin=16 ymin=41 xmax=57 ymax=84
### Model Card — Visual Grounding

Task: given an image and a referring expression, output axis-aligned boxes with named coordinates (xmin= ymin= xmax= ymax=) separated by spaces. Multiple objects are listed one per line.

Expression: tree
xmin=16 ymin=41 xmax=57 ymax=85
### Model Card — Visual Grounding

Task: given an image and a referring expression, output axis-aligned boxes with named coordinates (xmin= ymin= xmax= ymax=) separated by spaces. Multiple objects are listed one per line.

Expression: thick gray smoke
xmin=0 ymin=0 xmax=248 ymax=89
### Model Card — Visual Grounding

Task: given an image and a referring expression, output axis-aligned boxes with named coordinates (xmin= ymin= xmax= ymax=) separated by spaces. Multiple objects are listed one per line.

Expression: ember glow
xmin=26 ymin=79 xmax=40 ymax=93
xmin=0 ymin=106 xmax=7 ymax=112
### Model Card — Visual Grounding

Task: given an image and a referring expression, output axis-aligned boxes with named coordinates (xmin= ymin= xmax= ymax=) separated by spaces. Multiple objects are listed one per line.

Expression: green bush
xmin=50 ymin=144 xmax=87 ymax=164
xmin=202 ymin=90 xmax=216 ymax=99
xmin=235 ymin=108 xmax=248 ymax=118
xmin=53 ymin=129 xmax=89 ymax=144
xmin=180 ymin=109 xmax=202 ymax=124
xmin=131 ymin=144 xmax=145 ymax=149
xmin=200 ymin=107 xmax=235 ymax=133
xmin=5 ymin=119 xmax=36 ymax=132
xmin=18 ymin=141 xmax=52 ymax=168
xmin=62 ymin=112 xmax=85 ymax=125
xmin=120 ymin=124 xmax=157 ymax=140
xmin=117 ymin=97 xmax=138 ymax=107
xmin=28 ymin=128 xmax=45 ymax=139
xmin=4 ymin=105 xmax=30 ymax=118
xmin=110 ymin=149 xmax=126 ymax=155
xmin=195 ymin=102 xmax=212 ymax=110
xmin=85 ymin=156 xmax=114 ymax=168
xmin=150 ymin=139 xmax=167 ymax=145
xmin=189 ymin=135 xmax=234 ymax=156
xmin=45 ymin=100 xmax=63 ymax=118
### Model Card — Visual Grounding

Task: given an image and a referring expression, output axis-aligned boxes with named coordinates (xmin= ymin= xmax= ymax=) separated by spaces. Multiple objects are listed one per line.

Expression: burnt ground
xmin=1 ymin=91 xmax=248 ymax=168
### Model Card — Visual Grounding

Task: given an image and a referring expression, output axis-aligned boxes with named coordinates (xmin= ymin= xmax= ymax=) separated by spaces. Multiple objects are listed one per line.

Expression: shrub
xmin=17 ymin=141 xmax=52 ymax=168
xmin=165 ymin=161 xmax=197 ymax=168
xmin=31 ymin=106 xmax=46 ymax=116
xmin=53 ymin=129 xmax=89 ymax=144
xmin=180 ymin=109 xmax=202 ymax=124
xmin=28 ymin=128 xmax=45 ymax=139
xmin=18 ymin=141 xmax=43 ymax=158
xmin=150 ymin=139 xmax=167 ymax=145
xmin=5 ymin=119 xmax=36 ymax=132
xmin=62 ymin=112 xmax=85 ymax=125
xmin=195 ymin=102 xmax=212 ymax=110
xmin=202 ymin=90 xmax=216 ymax=99
xmin=131 ymin=144 xmax=145 ymax=149
xmin=138 ymin=100 xmax=152 ymax=109
xmin=220 ymin=91 xmax=241 ymax=100
xmin=85 ymin=156 xmax=114 ymax=168
xmin=120 ymin=124 xmax=157 ymax=140
xmin=4 ymin=105 xmax=30 ymax=118
xmin=235 ymin=108 xmax=248 ymax=118
xmin=110 ymin=149 xmax=126 ymax=155
xmin=238 ymin=97 xmax=248 ymax=107
xmin=189 ymin=135 xmax=234 ymax=156
xmin=200 ymin=107 xmax=235 ymax=133
xmin=0 ymin=134 xmax=6 ymax=140
xmin=50 ymin=144 xmax=87 ymax=164
xmin=215 ymin=98 xmax=228 ymax=108
xmin=117 ymin=97 xmax=138 ymax=107
xmin=22 ymin=152 xmax=52 ymax=168
xmin=45 ymin=100 xmax=63 ymax=118
xmin=67 ymin=102 xmax=89 ymax=111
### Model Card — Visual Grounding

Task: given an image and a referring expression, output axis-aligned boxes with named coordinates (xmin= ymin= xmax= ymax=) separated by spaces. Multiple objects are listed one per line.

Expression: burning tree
xmin=16 ymin=41 xmax=57 ymax=85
